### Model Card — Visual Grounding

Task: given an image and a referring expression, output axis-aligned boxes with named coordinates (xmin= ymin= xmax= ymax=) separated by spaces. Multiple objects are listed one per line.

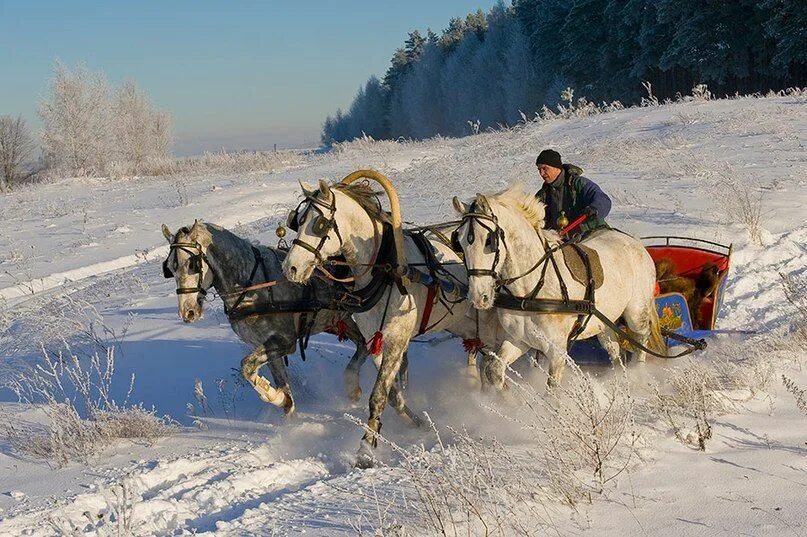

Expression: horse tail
xmin=647 ymin=301 xmax=667 ymax=356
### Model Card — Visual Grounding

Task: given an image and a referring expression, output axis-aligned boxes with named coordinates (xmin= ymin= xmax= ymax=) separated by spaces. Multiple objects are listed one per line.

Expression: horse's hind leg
xmin=241 ymin=347 xmax=293 ymax=413
xmin=623 ymin=302 xmax=652 ymax=363
xmin=343 ymin=317 xmax=367 ymax=402
xmin=343 ymin=346 xmax=367 ymax=403
xmin=597 ymin=329 xmax=624 ymax=368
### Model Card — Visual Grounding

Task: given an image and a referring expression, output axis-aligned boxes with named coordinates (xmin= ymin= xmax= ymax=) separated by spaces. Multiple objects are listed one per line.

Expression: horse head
xmin=452 ymin=193 xmax=505 ymax=310
xmin=161 ymin=220 xmax=215 ymax=322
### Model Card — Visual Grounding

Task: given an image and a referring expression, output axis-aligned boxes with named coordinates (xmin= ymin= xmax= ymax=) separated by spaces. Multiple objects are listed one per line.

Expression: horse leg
xmin=597 ymin=330 xmax=624 ymax=368
xmin=343 ymin=317 xmax=367 ymax=402
xmin=546 ymin=334 xmax=573 ymax=388
xmin=623 ymin=301 xmax=653 ymax=363
xmin=466 ymin=350 xmax=481 ymax=385
xmin=266 ymin=352 xmax=295 ymax=416
xmin=343 ymin=345 xmax=367 ymax=403
xmin=356 ymin=329 xmax=413 ymax=468
xmin=240 ymin=347 xmax=292 ymax=411
xmin=481 ymin=340 xmax=529 ymax=392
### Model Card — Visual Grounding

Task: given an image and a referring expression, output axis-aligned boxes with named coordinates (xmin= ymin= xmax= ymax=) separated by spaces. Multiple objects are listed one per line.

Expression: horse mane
xmin=333 ymin=181 xmax=391 ymax=223
xmin=488 ymin=183 xmax=560 ymax=244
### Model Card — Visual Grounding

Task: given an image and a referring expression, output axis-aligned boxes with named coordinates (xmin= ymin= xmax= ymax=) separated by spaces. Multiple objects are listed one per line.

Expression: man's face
xmin=538 ymin=164 xmax=562 ymax=184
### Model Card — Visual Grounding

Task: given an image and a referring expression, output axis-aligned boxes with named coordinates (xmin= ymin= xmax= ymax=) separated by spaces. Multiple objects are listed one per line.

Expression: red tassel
xmin=325 ymin=319 xmax=350 ymax=342
xmin=368 ymin=331 xmax=384 ymax=355
xmin=463 ymin=338 xmax=484 ymax=353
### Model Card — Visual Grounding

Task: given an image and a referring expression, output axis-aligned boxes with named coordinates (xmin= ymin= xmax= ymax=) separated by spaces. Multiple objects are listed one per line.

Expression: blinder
xmin=287 ymin=208 xmax=299 ymax=232
xmin=188 ymin=254 xmax=202 ymax=274
xmin=451 ymin=215 xmax=500 ymax=253
xmin=450 ymin=230 xmax=461 ymax=252
xmin=162 ymin=258 xmax=173 ymax=278
xmin=310 ymin=214 xmax=334 ymax=237
xmin=287 ymin=202 xmax=333 ymax=238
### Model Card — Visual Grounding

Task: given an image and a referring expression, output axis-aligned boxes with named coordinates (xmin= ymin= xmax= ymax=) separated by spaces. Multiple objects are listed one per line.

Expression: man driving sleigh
xmin=534 ymin=148 xmax=611 ymax=237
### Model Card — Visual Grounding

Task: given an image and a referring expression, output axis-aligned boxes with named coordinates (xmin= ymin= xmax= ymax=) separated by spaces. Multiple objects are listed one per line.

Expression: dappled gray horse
xmin=161 ymin=220 xmax=374 ymax=416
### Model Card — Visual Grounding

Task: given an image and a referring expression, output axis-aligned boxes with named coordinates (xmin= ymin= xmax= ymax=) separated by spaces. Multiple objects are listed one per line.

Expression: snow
xmin=1 ymin=93 xmax=805 ymax=535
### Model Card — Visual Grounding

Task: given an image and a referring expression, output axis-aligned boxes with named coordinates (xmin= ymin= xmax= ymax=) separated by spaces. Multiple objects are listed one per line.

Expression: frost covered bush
xmin=1 ymin=345 xmax=175 ymax=466
xmin=348 ymin=414 xmax=558 ymax=536
xmin=781 ymin=376 xmax=807 ymax=417
xmin=496 ymin=357 xmax=640 ymax=505
xmin=650 ymin=340 xmax=775 ymax=451
xmin=706 ymin=164 xmax=766 ymax=245
xmin=780 ymin=272 xmax=807 ymax=344
xmin=106 ymin=148 xmax=308 ymax=179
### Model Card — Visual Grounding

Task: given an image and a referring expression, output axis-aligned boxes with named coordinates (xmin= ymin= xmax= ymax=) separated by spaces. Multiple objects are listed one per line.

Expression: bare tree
xmin=0 ymin=115 xmax=35 ymax=192
xmin=113 ymin=80 xmax=172 ymax=171
xmin=39 ymin=62 xmax=113 ymax=176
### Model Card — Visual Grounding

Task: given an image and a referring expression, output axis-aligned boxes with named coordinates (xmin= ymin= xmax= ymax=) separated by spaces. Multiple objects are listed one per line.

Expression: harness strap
xmin=493 ymin=294 xmax=706 ymax=358
xmin=418 ymin=284 xmax=439 ymax=335
xmin=228 ymin=247 xmax=266 ymax=314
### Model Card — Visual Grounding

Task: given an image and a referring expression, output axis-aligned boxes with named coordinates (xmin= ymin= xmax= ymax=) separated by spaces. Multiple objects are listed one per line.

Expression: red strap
xmin=560 ymin=214 xmax=588 ymax=236
xmin=418 ymin=285 xmax=438 ymax=335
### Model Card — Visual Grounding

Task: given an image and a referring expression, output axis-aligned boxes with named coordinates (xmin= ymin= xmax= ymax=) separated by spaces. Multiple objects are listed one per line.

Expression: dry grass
xmin=1 ymin=345 xmax=176 ymax=466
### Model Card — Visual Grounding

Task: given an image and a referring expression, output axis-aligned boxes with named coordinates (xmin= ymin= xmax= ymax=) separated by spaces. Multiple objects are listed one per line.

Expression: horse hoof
xmin=347 ymin=387 xmax=362 ymax=403
xmin=405 ymin=412 xmax=423 ymax=429
xmin=546 ymin=377 xmax=559 ymax=389
xmin=355 ymin=445 xmax=375 ymax=469
xmin=282 ymin=393 xmax=296 ymax=418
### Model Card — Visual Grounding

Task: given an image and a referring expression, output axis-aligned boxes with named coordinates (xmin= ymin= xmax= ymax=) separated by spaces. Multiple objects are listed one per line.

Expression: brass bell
xmin=557 ymin=211 xmax=569 ymax=229
xmin=275 ymin=225 xmax=287 ymax=238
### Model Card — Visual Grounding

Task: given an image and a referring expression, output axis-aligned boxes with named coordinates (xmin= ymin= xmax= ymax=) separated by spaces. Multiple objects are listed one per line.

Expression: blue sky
xmin=0 ymin=1 xmax=499 ymax=155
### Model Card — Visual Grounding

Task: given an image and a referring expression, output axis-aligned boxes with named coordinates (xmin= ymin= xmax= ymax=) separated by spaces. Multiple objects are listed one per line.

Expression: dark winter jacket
xmin=536 ymin=164 xmax=611 ymax=233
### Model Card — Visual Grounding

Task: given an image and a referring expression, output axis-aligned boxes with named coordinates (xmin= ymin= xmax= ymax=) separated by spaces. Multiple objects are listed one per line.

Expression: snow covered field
xmin=1 ymin=93 xmax=805 ymax=535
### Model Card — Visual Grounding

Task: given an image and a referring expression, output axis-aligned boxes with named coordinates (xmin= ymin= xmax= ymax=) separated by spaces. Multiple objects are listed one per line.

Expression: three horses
xmin=162 ymin=177 xmax=662 ymax=467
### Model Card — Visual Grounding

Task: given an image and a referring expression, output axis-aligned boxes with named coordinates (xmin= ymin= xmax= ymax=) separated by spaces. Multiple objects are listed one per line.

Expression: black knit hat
xmin=535 ymin=149 xmax=562 ymax=168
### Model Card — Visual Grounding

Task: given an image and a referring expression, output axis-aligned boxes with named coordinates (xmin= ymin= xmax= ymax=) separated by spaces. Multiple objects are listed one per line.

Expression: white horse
xmin=452 ymin=185 xmax=664 ymax=389
xmin=282 ymin=180 xmax=500 ymax=467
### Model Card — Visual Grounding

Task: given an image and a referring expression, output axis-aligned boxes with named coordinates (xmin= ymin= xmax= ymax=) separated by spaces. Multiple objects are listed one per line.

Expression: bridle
xmin=287 ymin=193 xmax=343 ymax=264
xmin=287 ymin=190 xmax=381 ymax=283
xmin=452 ymin=207 xmax=506 ymax=283
xmin=453 ymin=205 xmax=570 ymax=298
xmin=162 ymin=242 xmax=213 ymax=297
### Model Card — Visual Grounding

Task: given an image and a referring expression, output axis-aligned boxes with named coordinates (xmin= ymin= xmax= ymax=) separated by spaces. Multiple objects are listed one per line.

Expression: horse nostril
xmin=482 ymin=294 xmax=489 ymax=304
xmin=289 ymin=266 xmax=298 ymax=277
xmin=186 ymin=310 xmax=195 ymax=320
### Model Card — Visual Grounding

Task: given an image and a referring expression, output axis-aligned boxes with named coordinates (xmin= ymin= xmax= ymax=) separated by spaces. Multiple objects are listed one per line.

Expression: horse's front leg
xmin=356 ymin=325 xmax=415 ymax=468
xmin=241 ymin=347 xmax=292 ymax=411
xmin=266 ymin=352 xmax=295 ymax=416
xmin=481 ymin=339 xmax=530 ymax=392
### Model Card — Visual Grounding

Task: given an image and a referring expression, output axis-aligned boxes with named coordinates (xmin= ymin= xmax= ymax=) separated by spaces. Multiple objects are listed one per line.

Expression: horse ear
xmin=161 ymin=224 xmax=173 ymax=242
xmin=452 ymin=196 xmax=468 ymax=214
xmin=299 ymin=180 xmax=315 ymax=197
xmin=475 ymin=194 xmax=491 ymax=213
xmin=318 ymin=179 xmax=332 ymax=200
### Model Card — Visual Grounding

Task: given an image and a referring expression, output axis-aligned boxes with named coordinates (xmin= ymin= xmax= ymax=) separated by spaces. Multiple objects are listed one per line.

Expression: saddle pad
xmin=561 ymin=244 xmax=604 ymax=289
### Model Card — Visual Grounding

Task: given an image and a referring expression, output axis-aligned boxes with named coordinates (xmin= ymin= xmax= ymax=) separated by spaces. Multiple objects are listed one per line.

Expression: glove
xmin=584 ymin=206 xmax=598 ymax=219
